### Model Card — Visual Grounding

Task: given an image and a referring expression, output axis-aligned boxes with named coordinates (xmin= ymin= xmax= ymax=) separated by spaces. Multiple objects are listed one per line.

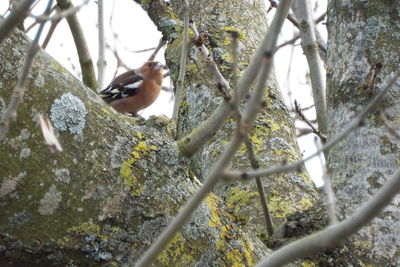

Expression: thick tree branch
xmin=135 ymin=2 xmax=293 ymax=265
xmin=255 ymin=167 xmax=400 ymax=266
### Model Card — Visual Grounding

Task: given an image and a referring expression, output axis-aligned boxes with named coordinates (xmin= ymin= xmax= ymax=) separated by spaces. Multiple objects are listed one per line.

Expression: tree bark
xmin=326 ymin=0 xmax=400 ymax=265
xmin=0 ymin=29 xmax=268 ymax=266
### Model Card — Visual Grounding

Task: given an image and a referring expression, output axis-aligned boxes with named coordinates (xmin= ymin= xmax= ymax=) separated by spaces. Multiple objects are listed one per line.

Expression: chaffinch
xmin=99 ymin=61 xmax=164 ymax=116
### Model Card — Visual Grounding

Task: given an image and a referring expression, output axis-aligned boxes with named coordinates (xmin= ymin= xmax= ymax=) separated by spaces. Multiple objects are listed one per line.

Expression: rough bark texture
xmin=326 ymin=0 xmax=400 ymax=265
xmin=165 ymin=0 xmax=318 ymax=236
xmin=0 ymin=29 xmax=268 ymax=266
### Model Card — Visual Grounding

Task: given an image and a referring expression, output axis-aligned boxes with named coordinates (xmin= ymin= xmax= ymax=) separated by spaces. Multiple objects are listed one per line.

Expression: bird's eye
xmin=147 ymin=63 xmax=152 ymax=67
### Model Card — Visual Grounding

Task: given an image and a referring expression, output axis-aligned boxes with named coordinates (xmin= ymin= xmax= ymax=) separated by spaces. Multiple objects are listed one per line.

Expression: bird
xmin=99 ymin=61 xmax=164 ymax=116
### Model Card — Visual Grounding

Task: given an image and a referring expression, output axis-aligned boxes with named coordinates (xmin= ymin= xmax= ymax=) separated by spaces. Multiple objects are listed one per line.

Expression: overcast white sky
xmin=0 ymin=0 xmax=328 ymax=186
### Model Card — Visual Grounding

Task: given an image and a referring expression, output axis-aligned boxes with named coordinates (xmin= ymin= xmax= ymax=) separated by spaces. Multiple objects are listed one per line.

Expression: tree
xmin=0 ymin=0 xmax=399 ymax=266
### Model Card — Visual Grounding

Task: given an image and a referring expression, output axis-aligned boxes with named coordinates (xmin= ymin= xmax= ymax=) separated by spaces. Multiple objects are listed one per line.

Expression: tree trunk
xmin=0 ymin=29 xmax=268 ymax=266
xmin=326 ymin=0 xmax=400 ymax=265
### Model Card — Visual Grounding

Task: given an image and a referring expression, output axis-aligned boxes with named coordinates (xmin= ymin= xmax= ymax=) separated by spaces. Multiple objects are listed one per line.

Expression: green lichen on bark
xmin=326 ymin=0 xmax=400 ymax=264
xmin=0 ymin=25 xmax=268 ymax=265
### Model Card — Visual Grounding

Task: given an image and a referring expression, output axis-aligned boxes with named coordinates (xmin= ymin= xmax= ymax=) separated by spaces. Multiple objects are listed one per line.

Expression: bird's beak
xmin=154 ymin=62 xmax=164 ymax=70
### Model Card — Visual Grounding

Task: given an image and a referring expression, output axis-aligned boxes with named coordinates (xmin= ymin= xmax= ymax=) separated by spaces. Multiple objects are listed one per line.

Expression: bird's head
xmin=138 ymin=61 xmax=164 ymax=84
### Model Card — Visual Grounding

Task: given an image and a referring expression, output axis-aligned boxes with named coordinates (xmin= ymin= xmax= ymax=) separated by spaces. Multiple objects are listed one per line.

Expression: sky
xmin=0 ymin=0 xmax=328 ymax=186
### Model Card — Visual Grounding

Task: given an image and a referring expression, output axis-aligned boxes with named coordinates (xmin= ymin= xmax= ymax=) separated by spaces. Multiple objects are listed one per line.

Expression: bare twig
xmin=26 ymin=5 xmax=57 ymax=33
xmin=135 ymin=2 xmax=293 ymax=266
xmin=255 ymin=166 xmax=400 ymax=267
xmin=189 ymin=21 xmax=231 ymax=97
xmin=294 ymin=100 xmax=326 ymax=142
xmin=292 ymin=0 xmax=327 ymax=133
xmin=147 ymin=37 xmax=165 ymax=61
xmin=0 ymin=0 xmax=54 ymax=141
xmin=314 ymin=137 xmax=337 ymax=224
xmin=276 ymin=34 xmax=300 ymax=50
xmin=29 ymin=0 xmax=90 ymax=22
xmin=275 ymin=11 xmax=327 ymax=53
xmin=97 ymin=0 xmax=106 ymax=89
xmin=224 ymin=72 xmax=400 ymax=180
xmin=230 ymin=30 xmax=241 ymax=126
xmin=56 ymin=0 xmax=97 ymax=90
xmin=0 ymin=0 xmax=35 ymax=44
xmin=130 ymin=47 xmax=157 ymax=53
xmin=42 ymin=11 xmax=62 ymax=48
xmin=380 ymin=112 xmax=400 ymax=140
xmin=244 ymin=137 xmax=274 ymax=236
xmin=172 ymin=0 xmax=190 ymax=120
xmin=178 ymin=0 xmax=295 ymax=156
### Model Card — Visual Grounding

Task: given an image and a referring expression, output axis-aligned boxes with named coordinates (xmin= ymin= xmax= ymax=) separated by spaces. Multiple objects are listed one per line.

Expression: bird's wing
xmin=99 ymin=70 xmax=143 ymax=101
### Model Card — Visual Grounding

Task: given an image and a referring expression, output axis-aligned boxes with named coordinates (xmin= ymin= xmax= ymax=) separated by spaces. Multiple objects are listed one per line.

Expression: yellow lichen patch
xmin=353 ymin=240 xmax=372 ymax=250
xmin=301 ymin=261 xmax=316 ymax=267
xmin=227 ymin=249 xmax=244 ymax=267
xmin=268 ymin=195 xmax=294 ymax=218
xmin=226 ymin=186 xmax=258 ymax=221
xmin=217 ymin=223 xmax=254 ymax=266
xmin=157 ymin=233 xmax=194 ymax=265
xmin=101 ymin=107 xmax=112 ymax=115
xmin=297 ymin=171 xmax=314 ymax=186
xmin=67 ymin=222 xmax=101 ymax=236
xmin=249 ymin=133 xmax=264 ymax=153
xmin=220 ymin=26 xmax=248 ymax=41
xmin=120 ymin=141 xmax=158 ymax=196
xmin=205 ymin=194 xmax=222 ymax=227
xmin=206 ymin=195 xmax=254 ymax=266
xmin=299 ymin=197 xmax=313 ymax=209
xmin=265 ymin=119 xmax=280 ymax=132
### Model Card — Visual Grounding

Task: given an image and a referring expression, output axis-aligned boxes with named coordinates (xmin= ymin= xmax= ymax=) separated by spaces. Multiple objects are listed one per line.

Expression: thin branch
xmin=224 ymin=72 xmax=400 ymax=180
xmin=134 ymin=2 xmax=293 ymax=266
xmin=0 ymin=0 xmax=35 ymax=44
xmin=314 ymin=137 xmax=337 ymax=225
xmin=255 ymin=167 xmax=400 ymax=267
xmin=178 ymin=0 xmax=295 ymax=157
xmin=172 ymin=0 xmax=189 ymax=120
xmin=189 ymin=21 xmax=231 ymax=97
xmin=380 ymin=111 xmax=400 ymax=140
xmin=97 ymin=0 xmax=106 ymax=89
xmin=26 ymin=5 xmax=57 ymax=33
xmin=294 ymin=100 xmax=326 ymax=142
xmin=0 ymin=0 xmax=54 ymax=141
xmin=244 ymin=137 xmax=274 ymax=236
xmin=29 ymin=0 xmax=90 ymax=22
xmin=230 ymin=30 xmax=241 ymax=126
xmin=292 ymin=0 xmax=327 ymax=133
xmin=42 ymin=10 xmax=62 ymax=48
xmin=275 ymin=11 xmax=327 ymax=55
xmin=56 ymin=0 xmax=97 ymax=90
xmin=276 ymin=34 xmax=300 ymax=50
xmin=147 ymin=37 xmax=165 ymax=61
xmin=130 ymin=47 xmax=156 ymax=53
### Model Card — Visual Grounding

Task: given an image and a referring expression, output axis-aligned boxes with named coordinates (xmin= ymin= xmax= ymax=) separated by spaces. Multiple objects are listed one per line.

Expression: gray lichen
xmin=38 ymin=185 xmax=62 ymax=215
xmin=54 ymin=168 xmax=71 ymax=184
xmin=0 ymin=96 xmax=4 ymax=114
xmin=50 ymin=93 xmax=87 ymax=134
xmin=0 ymin=172 xmax=27 ymax=198
xmin=19 ymin=148 xmax=31 ymax=159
